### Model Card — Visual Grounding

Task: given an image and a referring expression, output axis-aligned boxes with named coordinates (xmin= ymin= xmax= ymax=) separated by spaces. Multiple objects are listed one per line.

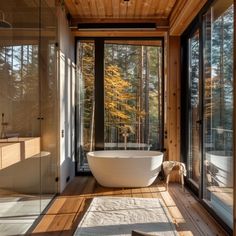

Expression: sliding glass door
xmin=202 ymin=1 xmax=234 ymax=228
xmin=76 ymin=39 xmax=163 ymax=173
xmin=182 ymin=0 xmax=234 ymax=230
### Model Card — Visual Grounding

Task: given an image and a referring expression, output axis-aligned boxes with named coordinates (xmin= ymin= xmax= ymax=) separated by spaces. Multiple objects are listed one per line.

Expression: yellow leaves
xmin=80 ymin=47 xmax=146 ymax=124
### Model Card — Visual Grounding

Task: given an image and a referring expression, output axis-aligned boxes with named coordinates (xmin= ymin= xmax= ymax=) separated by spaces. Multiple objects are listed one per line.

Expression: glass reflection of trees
xmin=204 ymin=5 xmax=233 ymax=152
xmin=0 ymin=45 xmax=39 ymax=136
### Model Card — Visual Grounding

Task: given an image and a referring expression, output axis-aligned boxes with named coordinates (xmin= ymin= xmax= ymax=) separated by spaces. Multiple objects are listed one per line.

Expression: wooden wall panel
xmin=166 ymin=36 xmax=180 ymax=162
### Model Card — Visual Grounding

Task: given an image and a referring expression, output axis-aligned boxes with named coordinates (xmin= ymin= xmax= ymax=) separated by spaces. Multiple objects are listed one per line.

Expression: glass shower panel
xmin=203 ymin=0 xmax=234 ymax=228
xmin=104 ymin=41 xmax=163 ymax=151
xmin=0 ymin=0 xmax=41 ymax=233
xmin=39 ymin=0 xmax=58 ymax=210
xmin=76 ymin=41 xmax=95 ymax=171
xmin=0 ymin=1 xmax=58 ymax=234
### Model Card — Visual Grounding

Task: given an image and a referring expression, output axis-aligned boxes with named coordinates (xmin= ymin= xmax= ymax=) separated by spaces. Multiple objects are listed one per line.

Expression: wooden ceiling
xmin=65 ymin=0 xmax=177 ymax=27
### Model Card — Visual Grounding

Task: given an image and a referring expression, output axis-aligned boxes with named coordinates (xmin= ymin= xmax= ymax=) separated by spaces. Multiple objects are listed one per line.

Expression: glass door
xmin=183 ymin=0 xmax=234 ymax=230
xmin=188 ymin=30 xmax=201 ymax=187
xmin=202 ymin=0 xmax=233 ymax=228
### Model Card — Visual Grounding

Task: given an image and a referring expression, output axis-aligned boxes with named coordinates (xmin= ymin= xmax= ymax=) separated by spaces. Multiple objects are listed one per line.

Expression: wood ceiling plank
xmin=72 ymin=0 xmax=85 ymax=17
xmin=148 ymin=0 xmax=159 ymax=17
xmin=134 ymin=0 xmax=143 ymax=17
xmin=65 ymin=0 xmax=176 ymax=23
xmin=119 ymin=1 xmax=128 ymax=17
xmin=96 ymin=0 xmax=106 ymax=17
xmin=153 ymin=0 xmax=161 ymax=18
xmin=164 ymin=0 xmax=176 ymax=18
xmin=112 ymin=0 xmax=120 ymax=18
xmin=158 ymin=0 xmax=168 ymax=18
xmin=89 ymin=0 xmax=98 ymax=18
xmin=104 ymin=0 xmax=113 ymax=17
xmin=65 ymin=0 xmax=78 ymax=16
xmin=142 ymin=0 xmax=153 ymax=17
xmin=126 ymin=0 xmax=136 ymax=18
xmin=79 ymin=0 xmax=91 ymax=17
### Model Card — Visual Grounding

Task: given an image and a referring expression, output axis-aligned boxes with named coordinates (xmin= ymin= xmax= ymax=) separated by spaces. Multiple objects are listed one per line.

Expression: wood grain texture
xmin=166 ymin=36 xmax=180 ymax=163
xmin=30 ymin=177 xmax=227 ymax=236
xmin=169 ymin=0 xmax=207 ymax=35
xmin=65 ymin=0 xmax=176 ymax=19
xmin=0 ymin=143 xmax=21 ymax=169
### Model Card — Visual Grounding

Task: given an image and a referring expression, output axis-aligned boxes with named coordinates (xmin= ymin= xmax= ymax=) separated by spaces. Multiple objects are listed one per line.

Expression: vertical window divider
xmin=199 ymin=18 xmax=204 ymax=200
xmin=95 ymin=39 xmax=105 ymax=150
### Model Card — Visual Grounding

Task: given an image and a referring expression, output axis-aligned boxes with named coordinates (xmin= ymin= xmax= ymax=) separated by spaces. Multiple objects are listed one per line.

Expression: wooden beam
xmin=169 ymin=0 xmax=207 ymax=36
xmin=70 ymin=17 xmax=169 ymax=27
xmin=72 ymin=29 xmax=167 ymax=37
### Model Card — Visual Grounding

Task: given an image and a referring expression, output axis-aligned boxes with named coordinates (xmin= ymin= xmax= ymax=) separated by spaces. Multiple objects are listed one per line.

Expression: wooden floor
xmin=29 ymin=176 xmax=227 ymax=236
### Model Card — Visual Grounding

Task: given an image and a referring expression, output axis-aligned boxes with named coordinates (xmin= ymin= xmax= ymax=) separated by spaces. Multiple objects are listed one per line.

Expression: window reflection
xmin=203 ymin=1 xmax=234 ymax=228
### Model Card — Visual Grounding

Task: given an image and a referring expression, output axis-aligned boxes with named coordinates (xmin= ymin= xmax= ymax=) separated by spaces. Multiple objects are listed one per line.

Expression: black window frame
xmin=75 ymin=37 xmax=165 ymax=175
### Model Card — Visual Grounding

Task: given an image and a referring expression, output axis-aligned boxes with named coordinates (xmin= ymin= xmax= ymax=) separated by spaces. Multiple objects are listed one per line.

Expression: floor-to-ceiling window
xmin=76 ymin=40 xmax=95 ymax=171
xmin=182 ymin=0 xmax=234 ymax=231
xmin=76 ymin=39 xmax=163 ymax=173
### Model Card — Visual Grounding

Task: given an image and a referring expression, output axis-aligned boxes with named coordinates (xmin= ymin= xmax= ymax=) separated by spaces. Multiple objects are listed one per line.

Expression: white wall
xmin=57 ymin=7 xmax=75 ymax=192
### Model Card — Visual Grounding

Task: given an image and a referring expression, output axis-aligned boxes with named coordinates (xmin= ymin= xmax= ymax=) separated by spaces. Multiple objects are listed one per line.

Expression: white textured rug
xmin=74 ymin=197 xmax=178 ymax=236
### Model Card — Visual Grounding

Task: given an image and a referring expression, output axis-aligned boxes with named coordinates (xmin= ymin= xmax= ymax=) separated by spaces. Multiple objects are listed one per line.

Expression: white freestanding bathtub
xmin=87 ymin=150 xmax=163 ymax=187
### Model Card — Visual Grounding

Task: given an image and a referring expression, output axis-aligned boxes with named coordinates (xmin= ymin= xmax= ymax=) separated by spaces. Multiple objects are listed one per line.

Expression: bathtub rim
xmin=87 ymin=150 xmax=163 ymax=158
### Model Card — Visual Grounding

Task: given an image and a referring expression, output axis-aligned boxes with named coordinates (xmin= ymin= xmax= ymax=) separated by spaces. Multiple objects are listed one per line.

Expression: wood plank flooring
xmin=29 ymin=176 xmax=228 ymax=236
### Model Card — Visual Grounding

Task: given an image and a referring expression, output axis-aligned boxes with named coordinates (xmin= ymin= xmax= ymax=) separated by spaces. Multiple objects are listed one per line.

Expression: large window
xmin=76 ymin=41 xmax=95 ymax=171
xmin=104 ymin=41 xmax=163 ymax=151
xmin=76 ymin=39 xmax=163 ymax=172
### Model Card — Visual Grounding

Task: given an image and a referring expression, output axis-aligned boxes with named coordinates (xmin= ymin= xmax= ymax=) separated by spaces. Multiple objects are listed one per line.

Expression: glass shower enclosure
xmin=0 ymin=1 xmax=58 ymax=234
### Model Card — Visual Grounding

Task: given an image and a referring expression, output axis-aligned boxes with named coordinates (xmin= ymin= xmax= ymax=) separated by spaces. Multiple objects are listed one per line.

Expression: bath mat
xmin=73 ymin=197 xmax=178 ymax=236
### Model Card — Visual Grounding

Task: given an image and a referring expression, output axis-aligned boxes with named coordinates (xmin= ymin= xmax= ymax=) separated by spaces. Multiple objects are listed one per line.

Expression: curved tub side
xmin=87 ymin=152 xmax=163 ymax=188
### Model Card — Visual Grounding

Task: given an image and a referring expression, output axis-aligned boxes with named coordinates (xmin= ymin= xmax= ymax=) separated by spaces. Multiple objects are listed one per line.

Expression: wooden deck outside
xmin=30 ymin=176 xmax=227 ymax=236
